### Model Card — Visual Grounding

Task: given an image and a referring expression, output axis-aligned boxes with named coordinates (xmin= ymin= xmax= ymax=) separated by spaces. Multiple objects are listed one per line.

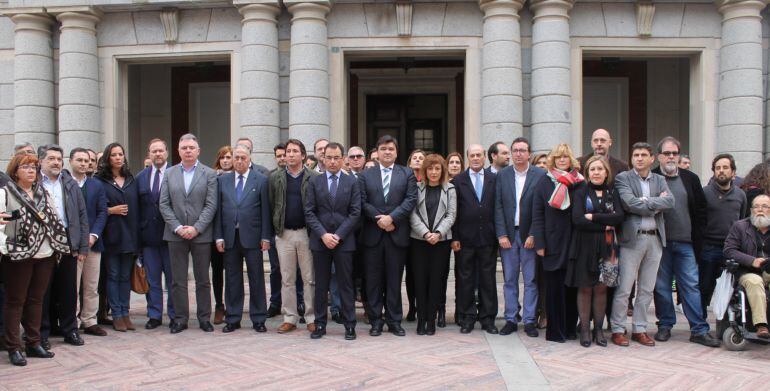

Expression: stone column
xmin=479 ymin=0 xmax=525 ymax=149
xmin=286 ymin=0 xmax=331 ymax=150
xmin=7 ymin=10 xmax=55 ymax=149
xmin=237 ymin=1 xmax=281 ymax=168
xmin=529 ymin=0 xmax=574 ymax=152
xmin=716 ymin=0 xmax=766 ymax=172
xmin=51 ymin=7 xmax=102 ymax=154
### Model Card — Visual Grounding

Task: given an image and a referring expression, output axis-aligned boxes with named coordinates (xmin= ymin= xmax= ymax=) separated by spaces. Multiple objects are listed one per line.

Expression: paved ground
xmin=2 ymin=274 xmax=770 ymax=390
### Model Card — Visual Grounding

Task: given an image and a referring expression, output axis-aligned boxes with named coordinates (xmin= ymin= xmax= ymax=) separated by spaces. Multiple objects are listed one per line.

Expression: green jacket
xmin=269 ymin=166 xmax=319 ymax=236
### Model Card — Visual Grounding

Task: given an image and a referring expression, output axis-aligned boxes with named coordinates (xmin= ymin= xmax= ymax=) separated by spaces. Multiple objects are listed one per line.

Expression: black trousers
xmin=544 ymin=268 xmax=578 ymax=341
xmin=211 ymin=243 xmax=225 ymax=308
xmin=313 ymin=249 xmax=356 ymax=327
xmin=41 ymin=254 xmax=78 ymax=338
xmin=455 ymin=245 xmax=498 ymax=327
xmin=405 ymin=249 xmax=416 ymax=312
xmin=410 ymin=239 xmax=451 ymax=322
xmin=223 ymin=231 xmax=267 ymax=325
xmin=364 ymin=235 xmax=406 ymax=325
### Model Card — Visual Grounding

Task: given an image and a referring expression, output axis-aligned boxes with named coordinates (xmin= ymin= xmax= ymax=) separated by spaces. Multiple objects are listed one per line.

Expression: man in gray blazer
xmin=610 ymin=142 xmax=674 ymax=347
xmin=159 ymin=133 xmax=218 ymax=334
xmin=214 ymin=144 xmax=272 ymax=333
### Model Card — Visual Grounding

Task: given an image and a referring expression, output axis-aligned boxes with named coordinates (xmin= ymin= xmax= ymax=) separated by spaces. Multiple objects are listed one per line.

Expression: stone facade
xmin=0 ymin=0 xmax=768 ymax=175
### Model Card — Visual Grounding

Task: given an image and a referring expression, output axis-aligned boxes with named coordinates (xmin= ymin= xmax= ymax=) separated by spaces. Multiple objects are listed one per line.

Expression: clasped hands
xmin=176 ymin=225 xmax=199 ymax=240
xmin=375 ymin=215 xmax=395 ymax=232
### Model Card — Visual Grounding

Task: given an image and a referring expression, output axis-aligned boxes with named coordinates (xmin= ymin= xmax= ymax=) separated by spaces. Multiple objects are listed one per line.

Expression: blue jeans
xmin=500 ymin=230 xmax=538 ymax=324
xmin=653 ymin=241 xmax=709 ymax=335
xmin=143 ymin=245 xmax=175 ymax=321
xmin=106 ymin=252 xmax=134 ymax=318
xmin=699 ymin=244 xmax=725 ymax=321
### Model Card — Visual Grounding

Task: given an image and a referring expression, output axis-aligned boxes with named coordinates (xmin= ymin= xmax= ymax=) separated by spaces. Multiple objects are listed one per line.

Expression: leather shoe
xmin=437 ymin=308 xmax=447 ymax=328
xmin=631 ymin=332 xmax=655 ymax=346
xmin=345 ymin=326 xmax=357 ymax=340
xmin=266 ymin=305 xmax=280 ymax=318
xmin=213 ymin=306 xmax=226 ymax=325
xmin=40 ymin=339 xmax=51 ymax=351
xmin=460 ymin=325 xmax=474 ymax=334
xmin=64 ymin=331 xmax=84 ymax=346
xmin=112 ymin=316 xmax=127 ymax=332
xmin=170 ymin=323 xmax=188 ymax=334
xmin=482 ymin=324 xmax=499 ymax=335
xmin=9 ymin=351 xmax=27 ymax=366
xmin=654 ymin=327 xmax=671 ymax=342
xmin=310 ymin=325 xmax=326 ymax=339
xmin=199 ymin=321 xmax=214 ymax=332
xmin=524 ymin=323 xmax=539 ymax=338
xmin=84 ymin=325 xmax=107 ymax=336
xmin=26 ymin=345 xmax=54 ymax=358
xmin=369 ymin=322 xmax=383 ymax=337
xmin=307 ymin=323 xmax=317 ymax=332
xmin=277 ymin=322 xmax=297 ymax=334
xmin=416 ymin=320 xmax=426 ymax=335
xmin=388 ymin=323 xmax=406 ymax=336
xmin=122 ymin=317 xmax=136 ymax=331
xmin=253 ymin=323 xmax=267 ymax=333
xmin=690 ymin=333 xmax=721 ymax=347
xmin=222 ymin=323 xmax=241 ymax=333
xmin=611 ymin=332 xmax=630 ymax=347
xmin=331 ymin=312 xmax=343 ymax=324
xmin=426 ymin=321 xmax=436 ymax=336
xmin=499 ymin=321 xmax=518 ymax=335
xmin=145 ymin=319 xmax=162 ymax=330
xmin=757 ymin=325 xmax=770 ymax=339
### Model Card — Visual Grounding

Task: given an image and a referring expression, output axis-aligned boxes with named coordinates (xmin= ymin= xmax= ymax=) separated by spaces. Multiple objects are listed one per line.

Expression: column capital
xmin=49 ymin=7 xmax=102 ymax=33
xmin=1 ymin=9 xmax=54 ymax=34
xmin=716 ymin=0 xmax=768 ymax=21
xmin=479 ymin=0 xmax=525 ymax=18
xmin=236 ymin=1 xmax=281 ymax=23
xmin=529 ymin=0 xmax=574 ymax=19
xmin=285 ymin=0 xmax=332 ymax=21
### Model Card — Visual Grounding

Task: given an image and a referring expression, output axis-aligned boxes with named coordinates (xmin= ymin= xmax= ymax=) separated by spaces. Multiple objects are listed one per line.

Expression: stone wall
xmin=570 ymin=2 xmax=721 ymax=37
xmin=0 ymin=17 xmax=13 ymax=165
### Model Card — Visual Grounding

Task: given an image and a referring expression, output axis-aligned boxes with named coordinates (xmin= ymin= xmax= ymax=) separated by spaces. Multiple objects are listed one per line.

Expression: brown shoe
xmin=112 ymin=317 xmax=127 ymax=332
xmin=277 ymin=323 xmax=297 ymax=334
xmin=611 ymin=332 xmax=629 ymax=346
xmin=84 ymin=325 xmax=107 ymax=336
xmin=757 ymin=326 xmax=770 ymax=339
xmin=122 ymin=317 xmax=136 ymax=331
xmin=307 ymin=323 xmax=317 ymax=332
xmin=632 ymin=332 xmax=655 ymax=346
xmin=214 ymin=307 xmax=226 ymax=325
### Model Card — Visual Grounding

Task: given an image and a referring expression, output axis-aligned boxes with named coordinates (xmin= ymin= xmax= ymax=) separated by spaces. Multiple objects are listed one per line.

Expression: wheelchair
xmin=714 ymin=260 xmax=770 ymax=351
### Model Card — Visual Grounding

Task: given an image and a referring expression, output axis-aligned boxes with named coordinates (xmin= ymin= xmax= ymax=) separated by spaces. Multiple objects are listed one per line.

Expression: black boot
xmin=426 ymin=320 xmax=436 ymax=335
xmin=437 ymin=307 xmax=447 ymax=328
xmin=8 ymin=351 xmax=26 ymax=366
xmin=406 ymin=307 xmax=417 ymax=322
xmin=416 ymin=319 xmax=426 ymax=335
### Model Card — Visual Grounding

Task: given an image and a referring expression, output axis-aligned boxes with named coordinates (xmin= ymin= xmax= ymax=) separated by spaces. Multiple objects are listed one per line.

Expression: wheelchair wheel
xmin=722 ymin=327 xmax=748 ymax=351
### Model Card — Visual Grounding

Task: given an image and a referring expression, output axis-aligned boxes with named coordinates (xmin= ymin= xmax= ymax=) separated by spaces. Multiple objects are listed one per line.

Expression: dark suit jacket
xmin=304 ymin=171 xmax=361 ymax=252
xmin=652 ymin=167 xmax=707 ymax=255
xmin=495 ymin=165 xmax=546 ymax=243
xmin=136 ymin=166 xmax=167 ymax=247
xmin=96 ymin=174 xmax=140 ymax=254
xmin=58 ymin=172 xmax=90 ymax=255
xmin=82 ymin=177 xmax=108 ymax=253
xmin=531 ymin=175 xmax=574 ymax=271
xmin=214 ymin=170 xmax=272 ymax=250
xmin=451 ymin=168 xmax=497 ymax=247
xmin=359 ymin=163 xmax=418 ymax=248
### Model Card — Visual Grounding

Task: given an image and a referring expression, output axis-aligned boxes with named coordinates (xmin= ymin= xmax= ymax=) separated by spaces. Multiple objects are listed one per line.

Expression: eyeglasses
xmin=660 ymin=151 xmax=680 ymax=157
xmin=511 ymin=149 xmax=529 ymax=154
xmin=753 ymin=205 xmax=770 ymax=211
xmin=19 ymin=164 xmax=37 ymax=171
xmin=348 ymin=154 xmax=364 ymax=159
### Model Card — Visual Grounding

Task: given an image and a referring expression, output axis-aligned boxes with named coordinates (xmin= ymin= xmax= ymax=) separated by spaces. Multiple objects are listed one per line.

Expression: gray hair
xmin=38 ymin=143 xmax=64 ymax=160
xmin=233 ymin=144 xmax=251 ymax=155
xmin=178 ymin=133 xmax=198 ymax=144
xmin=13 ymin=142 xmax=33 ymax=153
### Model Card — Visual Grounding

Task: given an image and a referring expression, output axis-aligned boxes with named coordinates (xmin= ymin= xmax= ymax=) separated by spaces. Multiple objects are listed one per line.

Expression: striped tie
xmin=382 ymin=167 xmax=391 ymax=202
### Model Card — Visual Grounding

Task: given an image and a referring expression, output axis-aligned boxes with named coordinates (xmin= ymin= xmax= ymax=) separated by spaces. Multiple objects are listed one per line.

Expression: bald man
xmin=578 ymin=129 xmax=629 ymax=177
xmin=450 ymin=144 xmax=499 ymax=334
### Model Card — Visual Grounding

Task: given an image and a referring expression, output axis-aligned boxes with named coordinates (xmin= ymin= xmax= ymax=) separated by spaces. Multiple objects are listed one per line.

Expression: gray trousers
xmin=611 ymin=233 xmax=663 ymax=334
xmin=169 ymin=241 xmax=212 ymax=325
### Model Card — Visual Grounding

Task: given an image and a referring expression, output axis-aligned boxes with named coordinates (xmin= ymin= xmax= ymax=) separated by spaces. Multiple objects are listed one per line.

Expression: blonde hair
xmin=546 ymin=143 xmax=580 ymax=171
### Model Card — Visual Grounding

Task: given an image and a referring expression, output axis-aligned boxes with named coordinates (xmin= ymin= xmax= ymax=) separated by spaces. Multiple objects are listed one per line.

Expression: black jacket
xmin=359 ymin=163 xmax=417 ymax=248
xmin=451 ymin=168 xmax=497 ymax=247
xmin=531 ymin=175 xmax=574 ymax=271
xmin=96 ymin=175 xmax=140 ymax=254
xmin=652 ymin=167 xmax=707 ymax=255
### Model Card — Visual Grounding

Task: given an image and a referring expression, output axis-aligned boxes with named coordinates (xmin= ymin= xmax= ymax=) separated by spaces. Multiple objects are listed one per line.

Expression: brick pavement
xmin=1 ymin=275 xmax=770 ymax=390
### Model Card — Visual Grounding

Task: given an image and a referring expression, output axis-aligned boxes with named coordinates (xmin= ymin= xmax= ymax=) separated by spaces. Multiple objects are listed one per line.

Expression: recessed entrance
xmin=366 ymin=94 xmax=448 ymax=159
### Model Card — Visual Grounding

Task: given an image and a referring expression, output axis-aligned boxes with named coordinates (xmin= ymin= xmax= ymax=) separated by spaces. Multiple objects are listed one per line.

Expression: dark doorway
xmin=366 ymin=94 xmax=448 ymax=164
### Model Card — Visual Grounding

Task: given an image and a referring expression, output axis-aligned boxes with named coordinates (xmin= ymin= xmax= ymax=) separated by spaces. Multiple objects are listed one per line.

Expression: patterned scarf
xmin=546 ymin=168 xmax=584 ymax=210
xmin=4 ymin=181 xmax=71 ymax=262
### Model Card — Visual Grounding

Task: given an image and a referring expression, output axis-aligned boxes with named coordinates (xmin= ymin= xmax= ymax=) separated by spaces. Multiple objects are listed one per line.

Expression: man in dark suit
xmin=214 ymin=144 xmax=272 ymax=333
xmin=495 ymin=137 xmax=545 ymax=337
xmin=359 ymin=135 xmax=417 ymax=336
xmin=305 ymin=142 xmax=361 ymax=340
xmin=159 ymin=133 xmax=218 ymax=334
xmin=136 ymin=139 xmax=175 ymax=329
xmin=451 ymin=144 xmax=499 ymax=334
xmin=69 ymin=148 xmax=108 ymax=337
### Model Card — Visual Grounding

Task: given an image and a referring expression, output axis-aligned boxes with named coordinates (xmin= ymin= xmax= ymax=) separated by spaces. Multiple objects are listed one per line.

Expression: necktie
xmin=329 ymin=174 xmax=338 ymax=199
xmin=474 ymin=171 xmax=482 ymax=202
xmin=151 ymin=169 xmax=160 ymax=200
xmin=236 ymin=174 xmax=245 ymax=203
xmin=382 ymin=167 xmax=391 ymax=202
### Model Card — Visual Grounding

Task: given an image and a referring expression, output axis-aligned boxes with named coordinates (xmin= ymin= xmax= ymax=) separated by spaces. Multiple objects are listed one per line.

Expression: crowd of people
xmin=2 ymin=128 xmax=770 ymax=367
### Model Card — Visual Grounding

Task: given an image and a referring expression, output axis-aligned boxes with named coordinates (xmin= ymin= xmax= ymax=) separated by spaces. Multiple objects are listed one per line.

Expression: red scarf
xmin=546 ymin=168 xmax=584 ymax=210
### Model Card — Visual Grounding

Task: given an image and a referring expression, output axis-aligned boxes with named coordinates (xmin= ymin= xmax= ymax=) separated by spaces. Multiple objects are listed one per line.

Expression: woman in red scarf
xmin=531 ymin=143 xmax=584 ymax=343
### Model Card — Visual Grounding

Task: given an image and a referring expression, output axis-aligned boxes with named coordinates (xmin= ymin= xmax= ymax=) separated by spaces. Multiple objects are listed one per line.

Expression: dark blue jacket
xmin=359 ymin=163 xmax=417 ymax=248
xmin=213 ymin=170 xmax=272 ymax=250
xmin=304 ymin=171 xmax=361 ymax=252
xmin=451 ymin=168 xmax=497 ymax=247
xmin=136 ymin=166 xmax=167 ymax=247
xmin=82 ymin=177 xmax=108 ymax=252
xmin=494 ymin=165 xmax=546 ymax=243
xmin=96 ymin=174 xmax=140 ymax=254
